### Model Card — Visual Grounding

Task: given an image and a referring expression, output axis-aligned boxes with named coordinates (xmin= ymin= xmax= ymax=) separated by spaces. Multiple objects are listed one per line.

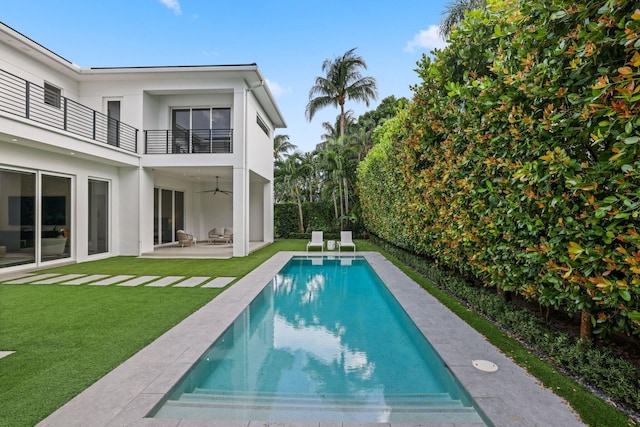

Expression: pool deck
xmin=36 ymin=252 xmax=586 ymax=427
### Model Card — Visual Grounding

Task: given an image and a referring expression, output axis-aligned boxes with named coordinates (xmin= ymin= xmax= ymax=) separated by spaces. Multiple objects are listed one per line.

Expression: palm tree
xmin=439 ymin=0 xmax=487 ymax=38
xmin=273 ymin=134 xmax=297 ymax=161
xmin=274 ymin=152 xmax=311 ymax=233
xmin=305 ymin=48 xmax=378 ymax=137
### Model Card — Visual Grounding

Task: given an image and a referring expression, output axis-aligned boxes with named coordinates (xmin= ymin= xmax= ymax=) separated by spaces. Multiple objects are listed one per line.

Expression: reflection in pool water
xmin=152 ymin=256 xmax=486 ymax=424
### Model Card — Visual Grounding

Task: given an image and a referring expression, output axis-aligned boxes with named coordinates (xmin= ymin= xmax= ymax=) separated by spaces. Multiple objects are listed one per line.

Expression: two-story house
xmin=0 ymin=22 xmax=286 ymax=273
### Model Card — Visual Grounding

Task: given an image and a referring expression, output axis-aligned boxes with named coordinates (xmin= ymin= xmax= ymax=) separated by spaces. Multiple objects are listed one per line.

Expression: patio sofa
xmin=208 ymin=227 xmax=233 ymax=245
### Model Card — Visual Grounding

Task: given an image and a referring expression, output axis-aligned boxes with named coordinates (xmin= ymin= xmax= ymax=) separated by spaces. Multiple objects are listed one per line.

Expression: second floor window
xmin=44 ymin=82 xmax=61 ymax=108
xmin=171 ymin=107 xmax=231 ymax=153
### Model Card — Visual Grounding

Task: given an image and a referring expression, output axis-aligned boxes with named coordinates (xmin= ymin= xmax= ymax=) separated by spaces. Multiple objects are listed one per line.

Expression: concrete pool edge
xmin=36 ymin=252 xmax=586 ymax=427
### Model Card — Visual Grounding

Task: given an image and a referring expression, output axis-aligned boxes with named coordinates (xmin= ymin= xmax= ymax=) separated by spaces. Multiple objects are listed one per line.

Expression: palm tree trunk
xmin=343 ymin=177 xmax=349 ymax=217
xmin=295 ymin=186 xmax=304 ymax=233
xmin=338 ymin=181 xmax=345 ymax=229
xmin=339 ymin=102 xmax=346 ymax=137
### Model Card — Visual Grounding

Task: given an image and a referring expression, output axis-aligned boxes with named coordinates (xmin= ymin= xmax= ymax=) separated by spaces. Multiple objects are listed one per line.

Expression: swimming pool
xmin=151 ymin=256 xmax=487 ymax=424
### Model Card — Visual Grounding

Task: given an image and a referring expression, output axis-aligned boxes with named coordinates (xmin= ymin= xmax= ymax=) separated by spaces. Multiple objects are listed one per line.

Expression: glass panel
xmin=88 ymin=179 xmax=108 ymax=255
xmin=0 ymin=169 xmax=36 ymax=268
xmin=192 ymin=109 xmax=211 ymax=152
xmin=107 ymin=100 xmax=120 ymax=147
xmin=41 ymin=174 xmax=71 ymax=262
xmin=212 ymin=108 xmax=230 ymax=129
xmin=154 ymin=188 xmax=159 ymax=245
xmin=172 ymin=109 xmax=190 ymax=153
xmin=175 ymin=191 xmax=184 ymax=232
xmin=161 ymin=189 xmax=173 ymax=244
xmin=212 ymin=108 xmax=231 ymax=152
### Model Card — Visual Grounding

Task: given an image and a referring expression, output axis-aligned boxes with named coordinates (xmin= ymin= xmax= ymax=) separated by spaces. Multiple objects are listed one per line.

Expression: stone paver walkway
xmin=0 ymin=273 xmax=235 ymax=289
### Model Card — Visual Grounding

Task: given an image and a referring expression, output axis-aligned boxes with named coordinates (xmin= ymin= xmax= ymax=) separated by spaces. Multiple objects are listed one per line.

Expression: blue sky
xmin=2 ymin=0 xmax=448 ymax=152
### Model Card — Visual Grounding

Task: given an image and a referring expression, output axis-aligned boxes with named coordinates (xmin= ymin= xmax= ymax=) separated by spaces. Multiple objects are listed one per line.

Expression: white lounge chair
xmin=306 ymin=231 xmax=324 ymax=252
xmin=337 ymin=231 xmax=356 ymax=252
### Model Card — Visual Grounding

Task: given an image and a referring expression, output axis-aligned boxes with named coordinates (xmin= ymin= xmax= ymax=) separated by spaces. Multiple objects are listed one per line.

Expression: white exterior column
xmin=263 ymin=180 xmax=273 ymax=243
xmin=233 ymin=168 xmax=248 ymax=256
xmin=233 ymin=87 xmax=248 ymax=256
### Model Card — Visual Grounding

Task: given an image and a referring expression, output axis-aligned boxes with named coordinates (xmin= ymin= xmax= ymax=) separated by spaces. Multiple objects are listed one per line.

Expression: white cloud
xmin=404 ymin=25 xmax=448 ymax=53
xmin=201 ymin=50 xmax=220 ymax=57
xmin=265 ymin=79 xmax=291 ymax=97
xmin=159 ymin=0 xmax=182 ymax=15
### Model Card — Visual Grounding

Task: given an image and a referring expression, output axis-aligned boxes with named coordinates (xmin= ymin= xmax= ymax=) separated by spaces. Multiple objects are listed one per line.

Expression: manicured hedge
xmin=274 ymin=202 xmax=340 ymax=238
xmin=358 ymin=0 xmax=640 ymax=337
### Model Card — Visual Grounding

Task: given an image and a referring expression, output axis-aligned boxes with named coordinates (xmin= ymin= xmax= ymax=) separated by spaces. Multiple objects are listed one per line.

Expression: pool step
xmin=153 ymin=390 xmax=486 ymax=424
xmin=183 ymin=389 xmax=464 ymax=407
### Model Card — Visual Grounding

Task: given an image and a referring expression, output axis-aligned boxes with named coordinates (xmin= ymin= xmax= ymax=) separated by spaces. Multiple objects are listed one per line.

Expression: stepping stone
xmin=145 ymin=276 xmax=185 ymax=287
xmin=33 ymin=274 xmax=86 ymax=285
xmin=3 ymin=273 xmax=61 ymax=284
xmin=173 ymin=277 xmax=210 ymax=288
xmin=62 ymin=274 xmax=110 ymax=285
xmin=0 ymin=351 xmax=15 ymax=360
xmin=117 ymin=276 xmax=160 ymax=287
xmin=201 ymin=277 xmax=236 ymax=288
xmin=0 ymin=273 xmax=35 ymax=283
xmin=89 ymin=275 xmax=135 ymax=286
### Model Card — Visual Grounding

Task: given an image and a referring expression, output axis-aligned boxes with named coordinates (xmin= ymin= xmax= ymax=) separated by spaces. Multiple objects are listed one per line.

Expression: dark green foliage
xmin=275 ymin=201 xmax=365 ymax=238
xmin=358 ymin=0 xmax=640 ymax=337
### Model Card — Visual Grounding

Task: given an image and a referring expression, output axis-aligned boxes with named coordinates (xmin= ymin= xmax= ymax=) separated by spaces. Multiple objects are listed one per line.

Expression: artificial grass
xmin=1 ymin=239 xmax=624 ymax=426
xmin=0 ymin=285 xmax=218 ymax=426
xmin=0 ymin=240 xmax=306 ymax=427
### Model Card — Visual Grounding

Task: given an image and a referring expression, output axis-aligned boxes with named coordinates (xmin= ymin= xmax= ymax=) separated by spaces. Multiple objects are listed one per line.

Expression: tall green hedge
xmin=274 ymin=202 xmax=338 ymax=238
xmin=358 ymin=0 xmax=640 ymax=337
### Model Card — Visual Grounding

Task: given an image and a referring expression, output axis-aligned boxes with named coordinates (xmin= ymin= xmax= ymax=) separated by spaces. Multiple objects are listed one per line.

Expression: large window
xmin=0 ymin=169 xmax=36 ymax=268
xmin=0 ymin=169 xmax=71 ymax=269
xmin=154 ymin=188 xmax=184 ymax=245
xmin=171 ymin=107 xmax=231 ymax=153
xmin=88 ymin=179 xmax=109 ymax=255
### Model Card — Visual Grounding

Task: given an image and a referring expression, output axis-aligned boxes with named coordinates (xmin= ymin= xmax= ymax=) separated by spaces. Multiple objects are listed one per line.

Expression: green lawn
xmin=0 ymin=239 xmax=629 ymax=426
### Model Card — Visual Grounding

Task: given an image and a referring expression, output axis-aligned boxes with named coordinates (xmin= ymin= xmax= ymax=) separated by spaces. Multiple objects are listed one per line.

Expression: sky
xmin=1 ymin=0 xmax=448 ymax=153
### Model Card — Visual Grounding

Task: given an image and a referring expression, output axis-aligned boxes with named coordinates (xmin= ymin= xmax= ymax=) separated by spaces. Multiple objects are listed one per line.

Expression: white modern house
xmin=0 ymin=22 xmax=286 ymax=272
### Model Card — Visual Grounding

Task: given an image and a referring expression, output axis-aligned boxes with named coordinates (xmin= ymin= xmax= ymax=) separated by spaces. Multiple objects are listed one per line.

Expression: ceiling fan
xmin=197 ymin=176 xmax=232 ymax=196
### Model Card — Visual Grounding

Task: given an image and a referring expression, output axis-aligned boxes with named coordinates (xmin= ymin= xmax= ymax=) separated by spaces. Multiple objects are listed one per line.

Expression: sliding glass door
xmin=40 ymin=174 xmax=71 ymax=262
xmin=88 ymin=179 xmax=109 ymax=255
xmin=154 ymin=188 xmax=184 ymax=245
xmin=171 ymin=108 xmax=231 ymax=153
xmin=0 ymin=169 xmax=36 ymax=268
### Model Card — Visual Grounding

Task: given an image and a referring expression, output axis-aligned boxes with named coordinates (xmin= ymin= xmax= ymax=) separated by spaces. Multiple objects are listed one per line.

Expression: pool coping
xmin=36 ymin=252 xmax=586 ymax=427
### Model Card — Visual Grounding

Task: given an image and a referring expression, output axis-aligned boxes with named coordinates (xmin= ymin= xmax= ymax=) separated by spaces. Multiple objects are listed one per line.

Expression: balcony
xmin=0 ymin=68 xmax=138 ymax=153
xmin=145 ymin=129 xmax=233 ymax=154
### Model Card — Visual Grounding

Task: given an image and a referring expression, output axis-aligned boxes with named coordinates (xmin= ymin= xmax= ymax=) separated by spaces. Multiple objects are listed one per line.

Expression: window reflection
xmin=0 ymin=169 xmax=36 ymax=268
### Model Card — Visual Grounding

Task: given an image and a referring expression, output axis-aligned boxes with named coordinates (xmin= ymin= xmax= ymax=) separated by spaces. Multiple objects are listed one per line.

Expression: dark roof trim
xmin=89 ymin=63 xmax=258 ymax=71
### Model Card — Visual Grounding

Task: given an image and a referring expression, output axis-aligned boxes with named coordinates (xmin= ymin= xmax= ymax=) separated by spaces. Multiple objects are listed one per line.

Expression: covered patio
xmin=140 ymin=240 xmax=270 ymax=259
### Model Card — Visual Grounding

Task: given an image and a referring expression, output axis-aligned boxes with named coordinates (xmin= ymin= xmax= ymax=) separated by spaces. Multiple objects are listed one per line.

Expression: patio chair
xmin=337 ymin=231 xmax=356 ymax=252
xmin=306 ymin=231 xmax=324 ymax=252
xmin=176 ymin=230 xmax=194 ymax=247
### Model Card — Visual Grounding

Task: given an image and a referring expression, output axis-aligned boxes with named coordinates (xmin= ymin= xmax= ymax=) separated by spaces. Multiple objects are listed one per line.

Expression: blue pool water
xmin=152 ymin=256 xmax=486 ymax=424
